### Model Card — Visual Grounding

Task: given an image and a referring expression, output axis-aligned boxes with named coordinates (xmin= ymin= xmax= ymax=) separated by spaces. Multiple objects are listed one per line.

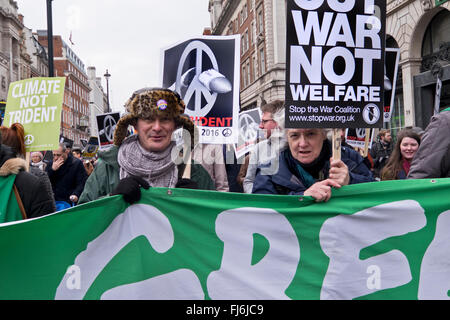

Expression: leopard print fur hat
xmin=113 ymin=88 xmax=197 ymax=147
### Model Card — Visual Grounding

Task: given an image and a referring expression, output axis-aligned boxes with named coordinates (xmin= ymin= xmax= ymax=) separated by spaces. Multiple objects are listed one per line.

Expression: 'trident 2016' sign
xmin=285 ymin=0 xmax=386 ymax=128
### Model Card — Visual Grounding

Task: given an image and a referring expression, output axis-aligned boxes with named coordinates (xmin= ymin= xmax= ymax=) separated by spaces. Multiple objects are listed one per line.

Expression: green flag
xmin=3 ymin=77 xmax=66 ymax=152
xmin=0 ymin=178 xmax=449 ymax=300
xmin=0 ymin=175 xmax=23 ymax=223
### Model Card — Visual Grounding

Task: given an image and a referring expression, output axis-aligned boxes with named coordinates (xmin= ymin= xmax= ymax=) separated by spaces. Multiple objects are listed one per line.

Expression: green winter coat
xmin=79 ymin=145 xmax=215 ymax=204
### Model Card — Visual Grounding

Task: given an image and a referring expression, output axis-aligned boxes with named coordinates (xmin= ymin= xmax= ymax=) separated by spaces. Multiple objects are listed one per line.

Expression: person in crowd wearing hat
xmin=242 ymin=100 xmax=287 ymax=193
xmin=408 ymin=107 xmax=450 ymax=179
xmin=0 ymin=129 xmax=55 ymax=218
xmin=252 ymin=128 xmax=374 ymax=202
xmin=380 ymin=129 xmax=421 ymax=180
xmin=46 ymin=143 xmax=88 ymax=208
xmin=79 ymin=88 xmax=215 ymax=205
xmin=30 ymin=151 xmax=46 ymax=171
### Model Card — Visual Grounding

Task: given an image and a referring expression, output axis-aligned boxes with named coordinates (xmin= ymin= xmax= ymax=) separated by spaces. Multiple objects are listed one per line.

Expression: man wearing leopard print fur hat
xmin=79 ymin=88 xmax=214 ymax=204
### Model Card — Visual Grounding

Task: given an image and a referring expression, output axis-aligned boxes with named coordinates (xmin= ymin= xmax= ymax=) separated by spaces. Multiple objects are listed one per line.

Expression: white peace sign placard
xmin=103 ymin=115 xmax=117 ymax=142
xmin=176 ymin=41 xmax=219 ymax=117
xmin=239 ymin=113 xmax=258 ymax=142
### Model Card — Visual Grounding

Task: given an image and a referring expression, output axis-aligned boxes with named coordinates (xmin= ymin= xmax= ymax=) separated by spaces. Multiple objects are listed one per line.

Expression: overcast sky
xmin=16 ymin=0 xmax=211 ymax=113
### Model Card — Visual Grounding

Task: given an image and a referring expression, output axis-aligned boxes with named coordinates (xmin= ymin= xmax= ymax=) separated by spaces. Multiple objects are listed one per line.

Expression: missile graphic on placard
xmin=169 ymin=68 xmax=232 ymax=94
xmin=198 ymin=69 xmax=232 ymax=93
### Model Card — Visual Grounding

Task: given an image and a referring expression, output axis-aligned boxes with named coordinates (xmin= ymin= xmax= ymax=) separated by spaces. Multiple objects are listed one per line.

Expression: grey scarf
xmin=117 ymin=135 xmax=178 ymax=188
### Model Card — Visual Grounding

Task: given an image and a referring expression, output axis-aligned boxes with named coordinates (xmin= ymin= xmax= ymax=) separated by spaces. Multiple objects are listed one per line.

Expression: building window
xmin=242 ymin=64 xmax=247 ymax=88
xmin=422 ymin=10 xmax=450 ymax=56
xmin=246 ymin=60 xmax=251 ymax=84
xmin=252 ymin=22 xmax=256 ymax=44
xmin=253 ymin=55 xmax=258 ymax=79
xmin=259 ymin=47 xmax=266 ymax=75
xmin=228 ymin=21 xmax=234 ymax=35
xmin=241 ymin=29 xmax=249 ymax=55
xmin=257 ymin=7 xmax=264 ymax=35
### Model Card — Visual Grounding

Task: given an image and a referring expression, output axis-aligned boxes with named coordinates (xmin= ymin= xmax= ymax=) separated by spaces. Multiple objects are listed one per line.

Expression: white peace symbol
xmin=176 ymin=41 xmax=219 ymax=118
xmin=103 ymin=115 xmax=117 ymax=142
xmin=24 ymin=134 xmax=34 ymax=145
xmin=239 ymin=114 xmax=258 ymax=142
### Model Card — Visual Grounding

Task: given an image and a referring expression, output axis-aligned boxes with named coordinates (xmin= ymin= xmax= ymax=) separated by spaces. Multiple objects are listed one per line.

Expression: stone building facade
xmin=387 ymin=0 xmax=450 ymax=132
xmin=209 ymin=0 xmax=450 ymax=133
xmin=0 ymin=1 xmax=49 ymax=124
xmin=0 ymin=0 xmax=24 ymax=102
xmin=209 ymin=0 xmax=286 ymax=111
xmin=87 ymin=66 xmax=108 ymax=138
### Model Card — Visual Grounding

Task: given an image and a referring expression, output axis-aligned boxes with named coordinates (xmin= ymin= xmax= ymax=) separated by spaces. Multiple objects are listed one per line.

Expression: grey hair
xmin=59 ymin=143 xmax=67 ymax=152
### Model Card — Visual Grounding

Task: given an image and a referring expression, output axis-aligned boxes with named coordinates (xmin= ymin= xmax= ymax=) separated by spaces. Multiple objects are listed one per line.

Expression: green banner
xmin=0 ymin=175 xmax=23 ymax=223
xmin=0 ymin=178 xmax=449 ymax=300
xmin=3 ymin=77 xmax=66 ymax=152
xmin=436 ymin=0 xmax=450 ymax=6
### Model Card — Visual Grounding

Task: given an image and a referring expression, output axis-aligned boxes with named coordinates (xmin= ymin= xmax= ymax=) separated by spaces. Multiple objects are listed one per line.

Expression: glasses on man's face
xmin=53 ymin=153 xmax=63 ymax=158
xmin=260 ymin=119 xmax=274 ymax=125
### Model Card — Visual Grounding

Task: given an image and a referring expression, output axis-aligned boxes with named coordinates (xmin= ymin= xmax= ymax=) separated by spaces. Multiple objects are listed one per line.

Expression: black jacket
xmin=46 ymin=153 xmax=88 ymax=203
xmin=0 ymin=144 xmax=55 ymax=219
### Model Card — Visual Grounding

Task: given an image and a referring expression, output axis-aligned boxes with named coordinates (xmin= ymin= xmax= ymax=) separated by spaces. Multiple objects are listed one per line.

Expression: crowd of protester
xmin=0 ymin=88 xmax=448 ymax=220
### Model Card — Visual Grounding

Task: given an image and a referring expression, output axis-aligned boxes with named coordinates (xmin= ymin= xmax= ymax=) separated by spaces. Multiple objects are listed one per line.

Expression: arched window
xmin=422 ymin=9 xmax=450 ymax=57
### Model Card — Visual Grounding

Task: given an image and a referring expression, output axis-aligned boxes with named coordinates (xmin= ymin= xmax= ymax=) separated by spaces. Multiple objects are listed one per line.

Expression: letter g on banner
xmin=55 ymin=204 xmax=203 ymax=300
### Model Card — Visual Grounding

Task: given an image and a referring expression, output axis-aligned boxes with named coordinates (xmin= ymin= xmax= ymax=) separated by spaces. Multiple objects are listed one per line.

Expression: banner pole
xmin=332 ymin=128 xmax=341 ymax=160
xmin=363 ymin=128 xmax=371 ymax=158
xmin=182 ymin=151 xmax=192 ymax=179
xmin=25 ymin=152 xmax=30 ymax=172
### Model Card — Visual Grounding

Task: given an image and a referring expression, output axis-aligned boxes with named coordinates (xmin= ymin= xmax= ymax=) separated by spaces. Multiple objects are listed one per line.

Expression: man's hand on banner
xmin=111 ymin=176 xmax=150 ymax=204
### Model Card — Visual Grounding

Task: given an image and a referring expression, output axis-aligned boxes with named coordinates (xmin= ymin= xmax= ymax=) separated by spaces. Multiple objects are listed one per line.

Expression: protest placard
xmin=3 ymin=77 xmax=66 ymax=152
xmin=96 ymin=112 xmax=120 ymax=149
xmin=285 ymin=0 xmax=386 ymax=129
xmin=161 ymin=35 xmax=240 ymax=144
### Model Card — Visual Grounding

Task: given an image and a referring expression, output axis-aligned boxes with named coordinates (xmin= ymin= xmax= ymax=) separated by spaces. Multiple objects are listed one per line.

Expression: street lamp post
xmin=46 ymin=0 xmax=54 ymax=77
xmin=104 ymin=69 xmax=111 ymax=113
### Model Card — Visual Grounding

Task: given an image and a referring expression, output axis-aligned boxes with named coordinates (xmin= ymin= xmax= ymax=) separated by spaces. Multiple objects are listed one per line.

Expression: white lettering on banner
xmin=289 ymin=84 xmax=380 ymax=102
xmin=55 ymin=204 xmax=203 ymax=300
xmin=101 ymin=269 xmax=203 ymax=300
xmin=7 ymin=106 xmax=58 ymax=126
xmin=319 ymin=200 xmax=426 ymax=300
xmin=294 ymin=0 xmax=355 ymax=12
xmin=322 ymin=47 xmax=355 ymax=84
xmin=207 ymin=208 xmax=300 ymax=300
xmin=418 ymin=210 xmax=450 ymax=300
xmin=11 ymin=79 xmax=62 ymax=98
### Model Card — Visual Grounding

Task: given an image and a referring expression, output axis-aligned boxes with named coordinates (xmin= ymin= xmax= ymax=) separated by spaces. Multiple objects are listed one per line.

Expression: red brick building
xmin=37 ymin=30 xmax=90 ymax=145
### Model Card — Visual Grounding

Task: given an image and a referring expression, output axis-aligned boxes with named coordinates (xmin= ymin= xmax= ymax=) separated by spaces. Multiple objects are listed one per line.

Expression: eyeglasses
xmin=260 ymin=119 xmax=275 ymax=125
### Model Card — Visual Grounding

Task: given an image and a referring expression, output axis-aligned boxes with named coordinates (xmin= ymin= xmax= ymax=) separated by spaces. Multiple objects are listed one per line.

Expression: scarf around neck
xmin=118 ymin=135 xmax=178 ymax=188
xmin=285 ymin=140 xmax=331 ymax=188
